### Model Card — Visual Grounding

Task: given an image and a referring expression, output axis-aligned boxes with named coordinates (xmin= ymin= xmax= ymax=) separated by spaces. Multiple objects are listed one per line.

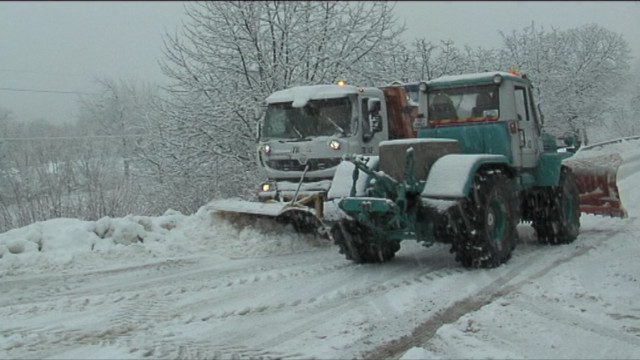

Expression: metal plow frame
xmin=207 ymin=193 xmax=328 ymax=236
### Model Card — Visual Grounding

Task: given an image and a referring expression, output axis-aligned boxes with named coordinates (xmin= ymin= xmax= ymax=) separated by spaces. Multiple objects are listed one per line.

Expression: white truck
xmin=256 ymin=83 xmax=415 ymax=203
xmin=210 ymin=82 xmax=416 ymax=231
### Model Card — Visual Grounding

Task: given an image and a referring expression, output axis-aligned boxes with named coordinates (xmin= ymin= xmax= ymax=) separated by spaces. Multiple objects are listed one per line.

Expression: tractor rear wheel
xmin=533 ymin=166 xmax=580 ymax=245
xmin=331 ymin=220 xmax=400 ymax=263
xmin=454 ymin=169 xmax=519 ymax=268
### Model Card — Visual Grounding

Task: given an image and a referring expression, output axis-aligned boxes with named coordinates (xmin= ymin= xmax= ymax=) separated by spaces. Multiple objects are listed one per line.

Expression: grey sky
xmin=1 ymin=1 xmax=639 ymax=125
xmin=397 ymin=1 xmax=640 ymax=58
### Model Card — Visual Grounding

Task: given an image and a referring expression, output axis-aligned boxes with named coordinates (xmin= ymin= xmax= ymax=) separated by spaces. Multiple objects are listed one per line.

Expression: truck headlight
xmin=260 ymin=182 xmax=273 ymax=192
xmin=261 ymin=144 xmax=271 ymax=154
xmin=329 ymin=140 xmax=341 ymax=150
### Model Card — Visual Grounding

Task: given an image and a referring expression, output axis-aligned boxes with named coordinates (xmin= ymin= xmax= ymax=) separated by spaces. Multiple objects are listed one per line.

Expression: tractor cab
xmin=414 ymin=71 xmax=545 ymax=170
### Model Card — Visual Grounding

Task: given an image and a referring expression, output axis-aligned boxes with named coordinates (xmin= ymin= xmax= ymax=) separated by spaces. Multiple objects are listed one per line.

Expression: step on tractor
xmin=328 ymin=70 xmax=627 ymax=268
xmin=209 ymin=82 xmax=416 ymax=232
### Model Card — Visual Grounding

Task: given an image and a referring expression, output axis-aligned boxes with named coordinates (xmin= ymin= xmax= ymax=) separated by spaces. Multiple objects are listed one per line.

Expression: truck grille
xmin=266 ymin=158 xmax=341 ymax=172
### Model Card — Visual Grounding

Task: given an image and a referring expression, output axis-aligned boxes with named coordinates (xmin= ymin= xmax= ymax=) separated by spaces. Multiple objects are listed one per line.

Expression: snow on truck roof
xmin=428 ymin=71 xmax=530 ymax=88
xmin=265 ymin=84 xmax=362 ymax=107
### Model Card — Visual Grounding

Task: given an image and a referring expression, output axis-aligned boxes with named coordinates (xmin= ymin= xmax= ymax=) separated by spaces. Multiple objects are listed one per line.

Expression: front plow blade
xmin=564 ymin=153 xmax=627 ymax=218
xmin=207 ymin=198 xmax=326 ymax=235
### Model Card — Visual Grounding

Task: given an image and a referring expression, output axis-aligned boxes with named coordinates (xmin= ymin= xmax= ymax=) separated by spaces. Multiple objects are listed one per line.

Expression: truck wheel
xmin=331 ymin=220 xmax=400 ymax=263
xmin=533 ymin=166 xmax=580 ymax=245
xmin=455 ymin=170 xmax=518 ymax=268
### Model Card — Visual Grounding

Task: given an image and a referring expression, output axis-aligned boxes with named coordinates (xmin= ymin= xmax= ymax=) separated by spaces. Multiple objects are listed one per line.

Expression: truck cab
xmin=257 ymin=84 xmax=411 ymax=201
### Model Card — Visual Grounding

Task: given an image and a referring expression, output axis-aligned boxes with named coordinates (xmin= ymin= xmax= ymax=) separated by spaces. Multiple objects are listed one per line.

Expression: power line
xmin=0 ymin=68 xmax=88 ymax=78
xmin=1 ymin=134 xmax=148 ymax=141
xmin=0 ymin=87 xmax=99 ymax=96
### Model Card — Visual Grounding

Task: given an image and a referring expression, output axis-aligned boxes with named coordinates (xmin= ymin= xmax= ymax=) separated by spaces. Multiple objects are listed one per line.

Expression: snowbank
xmin=0 ymin=206 xmax=328 ymax=276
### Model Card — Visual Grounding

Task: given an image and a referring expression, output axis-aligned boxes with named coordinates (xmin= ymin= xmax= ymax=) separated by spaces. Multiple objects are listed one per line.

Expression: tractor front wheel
xmin=533 ymin=166 xmax=580 ymax=245
xmin=454 ymin=169 xmax=519 ymax=268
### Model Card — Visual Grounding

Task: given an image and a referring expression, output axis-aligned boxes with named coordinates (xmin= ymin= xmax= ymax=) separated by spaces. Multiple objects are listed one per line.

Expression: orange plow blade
xmin=562 ymin=136 xmax=640 ymax=218
xmin=565 ymin=153 xmax=626 ymax=218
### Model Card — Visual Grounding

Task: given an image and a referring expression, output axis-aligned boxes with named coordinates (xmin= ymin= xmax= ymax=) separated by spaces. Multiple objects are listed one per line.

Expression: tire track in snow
xmin=111 ymin=244 xmax=465 ymax=358
xmin=508 ymin=296 xmax=640 ymax=347
xmin=0 ymin=237 xmax=555 ymax=359
xmin=4 ymin=224 xmax=616 ymax=359
xmin=365 ymin=226 xmax=623 ymax=359
xmin=0 ymin=257 xmax=196 ymax=307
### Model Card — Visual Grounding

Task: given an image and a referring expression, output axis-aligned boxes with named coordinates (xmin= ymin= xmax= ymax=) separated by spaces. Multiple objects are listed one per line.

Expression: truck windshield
xmin=428 ymin=85 xmax=499 ymax=123
xmin=262 ymin=97 xmax=354 ymax=140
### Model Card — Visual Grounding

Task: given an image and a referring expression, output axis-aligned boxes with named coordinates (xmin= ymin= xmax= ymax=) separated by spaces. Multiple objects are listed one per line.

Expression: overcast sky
xmin=1 ymin=1 xmax=639 ymax=125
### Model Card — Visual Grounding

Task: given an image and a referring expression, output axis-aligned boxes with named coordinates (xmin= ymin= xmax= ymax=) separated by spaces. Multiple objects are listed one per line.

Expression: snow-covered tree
xmin=500 ymin=23 xmax=631 ymax=144
xmin=386 ymin=39 xmax=502 ymax=84
xmin=77 ymin=79 xmax=156 ymax=179
xmin=0 ymin=118 xmax=91 ymax=231
xmin=157 ymin=1 xmax=405 ymax=209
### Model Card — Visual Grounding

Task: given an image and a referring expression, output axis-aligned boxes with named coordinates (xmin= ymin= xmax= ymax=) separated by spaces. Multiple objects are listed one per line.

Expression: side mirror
xmin=537 ymin=103 xmax=545 ymax=125
xmin=256 ymin=121 xmax=262 ymax=142
xmin=369 ymin=114 xmax=382 ymax=132
xmin=563 ymin=132 xmax=575 ymax=147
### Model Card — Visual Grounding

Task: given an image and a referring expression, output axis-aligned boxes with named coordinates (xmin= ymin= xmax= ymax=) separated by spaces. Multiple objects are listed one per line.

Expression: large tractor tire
xmin=453 ymin=169 xmax=519 ymax=268
xmin=331 ymin=220 xmax=400 ymax=264
xmin=533 ymin=166 xmax=580 ymax=245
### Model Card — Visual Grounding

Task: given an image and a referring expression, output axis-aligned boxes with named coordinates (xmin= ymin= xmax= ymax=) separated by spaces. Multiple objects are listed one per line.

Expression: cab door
xmin=359 ymin=93 xmax=387 ymax=155
xmin=514 ymin=85 xmax=542 ymax=168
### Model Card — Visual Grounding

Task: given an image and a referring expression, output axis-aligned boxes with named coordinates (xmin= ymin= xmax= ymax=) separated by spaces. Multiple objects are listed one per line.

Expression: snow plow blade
xmin=562 ymin=137 xmax=639 ymax=218
xmin=565 ymin=153 xmax=626 ymax=217
xmin=207 ymin=198 xmax=326 ymax=235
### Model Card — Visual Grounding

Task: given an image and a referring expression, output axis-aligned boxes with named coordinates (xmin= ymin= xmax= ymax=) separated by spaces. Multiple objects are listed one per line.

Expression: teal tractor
xmin=328 ymin=71 xmax=583 ymax=268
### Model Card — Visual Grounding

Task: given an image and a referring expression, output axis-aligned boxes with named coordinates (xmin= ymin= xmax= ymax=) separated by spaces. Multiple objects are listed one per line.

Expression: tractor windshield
xmin=428 ymin=85 xmax=499 ymax=123
xmin=262 ymin=97 xmax=355 ymax=140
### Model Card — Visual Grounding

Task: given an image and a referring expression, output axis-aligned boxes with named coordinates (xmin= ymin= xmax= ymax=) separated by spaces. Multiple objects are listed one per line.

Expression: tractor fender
xmin=421 ymin=154 xmax=509 ymax=199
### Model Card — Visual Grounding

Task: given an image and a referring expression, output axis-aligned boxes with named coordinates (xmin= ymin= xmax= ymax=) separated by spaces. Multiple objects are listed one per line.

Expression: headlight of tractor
xmin=261 ymin=144 xmax=271 ymax=154
xmin=329 ymin=139 xmax=341 ymax=150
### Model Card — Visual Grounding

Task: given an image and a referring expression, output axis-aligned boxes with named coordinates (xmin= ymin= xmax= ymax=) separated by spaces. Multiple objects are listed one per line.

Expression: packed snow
xmin=265 ymin=84 xmax=362 ymax=107
xmin=1 ymin=139 xmax=640 ymax=359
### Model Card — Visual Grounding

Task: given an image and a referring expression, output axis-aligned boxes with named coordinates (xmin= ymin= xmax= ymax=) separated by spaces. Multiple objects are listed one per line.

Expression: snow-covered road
xmin=2 ymin=214 xmax=639 ymax=359
xmin=2 ymin=140 xmax=640 ymax=359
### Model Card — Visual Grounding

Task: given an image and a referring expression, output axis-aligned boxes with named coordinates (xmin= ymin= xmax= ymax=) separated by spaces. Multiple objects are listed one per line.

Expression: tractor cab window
xmin=427 ymin=85 xmax=499 ymax=123
xmin=262 ymin=96 xmax=355 ymax=140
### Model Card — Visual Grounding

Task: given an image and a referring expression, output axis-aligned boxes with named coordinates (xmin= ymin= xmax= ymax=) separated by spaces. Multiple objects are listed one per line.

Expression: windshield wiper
xmin=326 ymin=117 xmax=346 ymax=136
xmin=292 ymin=124 xmax=305 ymax=139
xmin=287 ymin=124 xmax=311 ymax=141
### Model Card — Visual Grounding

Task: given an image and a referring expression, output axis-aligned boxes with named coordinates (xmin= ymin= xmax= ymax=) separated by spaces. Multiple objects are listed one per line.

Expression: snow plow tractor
xmin=328 ymin=70 xmax=627 ymax=268
xmin=209 ymin=82 xmax=417 ymax=233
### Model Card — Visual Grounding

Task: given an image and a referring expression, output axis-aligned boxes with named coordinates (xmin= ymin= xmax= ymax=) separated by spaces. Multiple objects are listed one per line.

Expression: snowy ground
xmin=2 ymin=141 xmax=640 ymax=359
